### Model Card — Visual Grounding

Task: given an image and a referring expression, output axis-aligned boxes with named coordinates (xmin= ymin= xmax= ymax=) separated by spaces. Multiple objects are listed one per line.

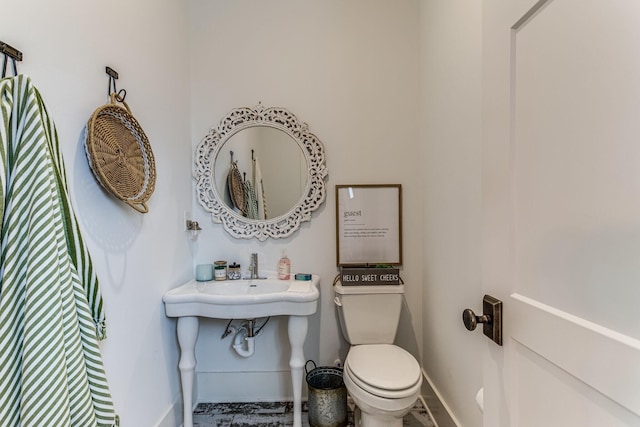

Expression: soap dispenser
xmin=277 ymin=250 xmax=291 ymax=280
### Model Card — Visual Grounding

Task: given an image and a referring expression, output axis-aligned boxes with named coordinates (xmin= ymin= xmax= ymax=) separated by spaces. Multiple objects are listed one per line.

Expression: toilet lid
xmin=346 ymin=344 xmax=421 ymax=392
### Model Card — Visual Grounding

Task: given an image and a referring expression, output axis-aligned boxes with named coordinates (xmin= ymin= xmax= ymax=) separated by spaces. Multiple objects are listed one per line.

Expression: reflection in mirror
xmin=195 ymin=104 xmax=327 ymax=241
xmin=214 ymin=127 xmax=306 ymax=219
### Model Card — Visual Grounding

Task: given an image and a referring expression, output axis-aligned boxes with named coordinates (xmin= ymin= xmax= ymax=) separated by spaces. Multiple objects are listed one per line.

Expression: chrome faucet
xmin=249 ymin=253 xmax=259 ymax=279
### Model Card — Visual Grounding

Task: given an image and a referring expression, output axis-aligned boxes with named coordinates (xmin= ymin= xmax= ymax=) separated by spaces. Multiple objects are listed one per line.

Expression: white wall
xmin=419 ymin=1 xmax=483 ymax=426
xmin=1 ymin=0 xmax=192 ymax=426
xmin=2 ymin=0 xmax=486 ymax=424
xmin=188 ymin=0 xmax=424 ymax=402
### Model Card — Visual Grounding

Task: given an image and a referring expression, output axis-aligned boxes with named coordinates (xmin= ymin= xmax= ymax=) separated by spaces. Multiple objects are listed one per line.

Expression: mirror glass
xmin=213 ymin=127 xmax=307 ymax=219
xmin=195 ymin=104 xmax=327 ymax=241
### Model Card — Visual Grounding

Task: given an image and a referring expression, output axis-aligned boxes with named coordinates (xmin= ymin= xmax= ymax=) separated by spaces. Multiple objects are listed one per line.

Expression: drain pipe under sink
xmin=222 ymin=318 xmax=270 ymax=358
xmin=232 ymin=324 xmax=255 ymax=358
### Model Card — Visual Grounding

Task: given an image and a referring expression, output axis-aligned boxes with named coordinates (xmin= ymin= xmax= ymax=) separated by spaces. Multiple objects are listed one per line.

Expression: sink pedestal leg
xmin=177 ymin=316 xmax=199 ymax=427
xmin=288 ymin=315 xmax=308 ymax=427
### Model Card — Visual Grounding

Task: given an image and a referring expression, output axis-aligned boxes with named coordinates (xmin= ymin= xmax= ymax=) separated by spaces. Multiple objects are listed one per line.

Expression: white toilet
xmin=334 ymin=283 xmax=422 ymax=427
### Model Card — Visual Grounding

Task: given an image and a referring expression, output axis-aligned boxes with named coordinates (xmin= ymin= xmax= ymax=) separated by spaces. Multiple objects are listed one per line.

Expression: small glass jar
xmin=227 ymin=263 xmax=241 ymax=280
xmin=214 ymin=260 xmax=227 ymax=281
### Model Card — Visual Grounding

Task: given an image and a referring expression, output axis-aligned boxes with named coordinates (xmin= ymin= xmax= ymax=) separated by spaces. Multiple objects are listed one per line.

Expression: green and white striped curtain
xmin=0 ymin=75 xmax=118 ymax=426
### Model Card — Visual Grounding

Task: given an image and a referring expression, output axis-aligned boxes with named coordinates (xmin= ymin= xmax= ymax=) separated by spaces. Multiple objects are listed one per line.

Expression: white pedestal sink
xmin=163 ymin=275 xmax=320 ymax=427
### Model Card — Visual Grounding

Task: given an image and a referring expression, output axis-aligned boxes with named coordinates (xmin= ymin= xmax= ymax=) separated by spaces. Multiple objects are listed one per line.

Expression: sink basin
xmin=163 ymin=276 xmax=320 ymax=319
xmin=201 ymin=280 xmax=289 ymax=296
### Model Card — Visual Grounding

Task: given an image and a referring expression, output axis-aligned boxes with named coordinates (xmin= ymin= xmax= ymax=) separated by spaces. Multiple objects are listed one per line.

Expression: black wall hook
xmin=106 ymin=66 xmax=126 ymax=101
xmin=1 ymin=41 xmax=23 ymax=78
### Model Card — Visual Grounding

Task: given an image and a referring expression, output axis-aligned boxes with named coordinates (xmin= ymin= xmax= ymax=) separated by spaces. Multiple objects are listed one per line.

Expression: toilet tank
xmin=334 ymin=283 xmax=404 ymax=345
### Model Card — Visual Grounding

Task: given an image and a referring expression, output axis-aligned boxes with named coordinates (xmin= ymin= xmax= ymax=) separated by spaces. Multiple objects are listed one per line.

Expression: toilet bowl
xmin=343 ymin=344 xmax=422 ymax=427
xmin=333 ymin=284 xmax=423 ymax=427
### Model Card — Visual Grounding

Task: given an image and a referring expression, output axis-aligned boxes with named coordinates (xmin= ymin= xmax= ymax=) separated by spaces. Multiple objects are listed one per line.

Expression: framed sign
xmin=336 ymin=184 xmax=402 ymax=266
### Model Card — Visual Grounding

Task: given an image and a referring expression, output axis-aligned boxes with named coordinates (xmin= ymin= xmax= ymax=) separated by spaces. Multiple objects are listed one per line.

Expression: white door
xmin=481 ymin=0 xmax=640 ymax=425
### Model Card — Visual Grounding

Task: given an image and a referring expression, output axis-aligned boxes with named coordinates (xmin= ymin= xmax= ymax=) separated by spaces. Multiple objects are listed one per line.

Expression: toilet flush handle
xmin=333 ymin=296 xmax=342 ymax=307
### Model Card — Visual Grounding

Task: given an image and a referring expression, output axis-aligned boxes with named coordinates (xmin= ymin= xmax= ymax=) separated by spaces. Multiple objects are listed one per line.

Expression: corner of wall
xmin=154 ymin=395 xmax=183 ymax=427
xmin=421 ymin=370 xmax=461 ymax=427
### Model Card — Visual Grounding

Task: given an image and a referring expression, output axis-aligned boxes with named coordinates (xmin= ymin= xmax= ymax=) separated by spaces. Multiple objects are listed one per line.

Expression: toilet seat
xmin=345 ymin=344 xmax=421 ymax=399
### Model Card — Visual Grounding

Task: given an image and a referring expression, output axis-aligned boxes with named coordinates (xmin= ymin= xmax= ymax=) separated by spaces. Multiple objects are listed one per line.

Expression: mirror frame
xmin=194 ymin=103 xmax=328 ymax=241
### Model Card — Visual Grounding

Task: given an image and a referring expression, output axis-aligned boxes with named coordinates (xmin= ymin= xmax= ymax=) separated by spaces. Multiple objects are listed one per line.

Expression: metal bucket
xmin=305 ymin=360 xmax=348 ymax=427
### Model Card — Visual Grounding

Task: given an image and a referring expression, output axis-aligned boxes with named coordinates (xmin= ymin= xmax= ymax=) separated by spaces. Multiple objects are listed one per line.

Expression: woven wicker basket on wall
xmin=85 ymin=93 xmax=156 ymax=213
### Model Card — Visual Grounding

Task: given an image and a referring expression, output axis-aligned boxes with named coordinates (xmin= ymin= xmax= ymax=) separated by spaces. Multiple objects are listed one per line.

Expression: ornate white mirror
xmin=194 ymin=103 xmax=328 ymax=240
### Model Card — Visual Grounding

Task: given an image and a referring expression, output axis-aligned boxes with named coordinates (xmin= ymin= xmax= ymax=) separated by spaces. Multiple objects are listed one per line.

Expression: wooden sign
xmin=340 ymin=267 xmax=400 ymax=286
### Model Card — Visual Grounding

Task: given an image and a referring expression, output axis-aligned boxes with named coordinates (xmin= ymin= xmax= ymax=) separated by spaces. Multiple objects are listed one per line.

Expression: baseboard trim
xmin=421 ymin=369 xmax=461 ymax=427
xmin=154 ymin=396 xmax=183 ymax=427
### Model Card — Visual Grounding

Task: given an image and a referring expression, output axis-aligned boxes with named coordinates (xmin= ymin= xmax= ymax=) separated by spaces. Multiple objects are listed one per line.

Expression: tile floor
xmin=193 ymin=398 xmax=436 ymax=427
